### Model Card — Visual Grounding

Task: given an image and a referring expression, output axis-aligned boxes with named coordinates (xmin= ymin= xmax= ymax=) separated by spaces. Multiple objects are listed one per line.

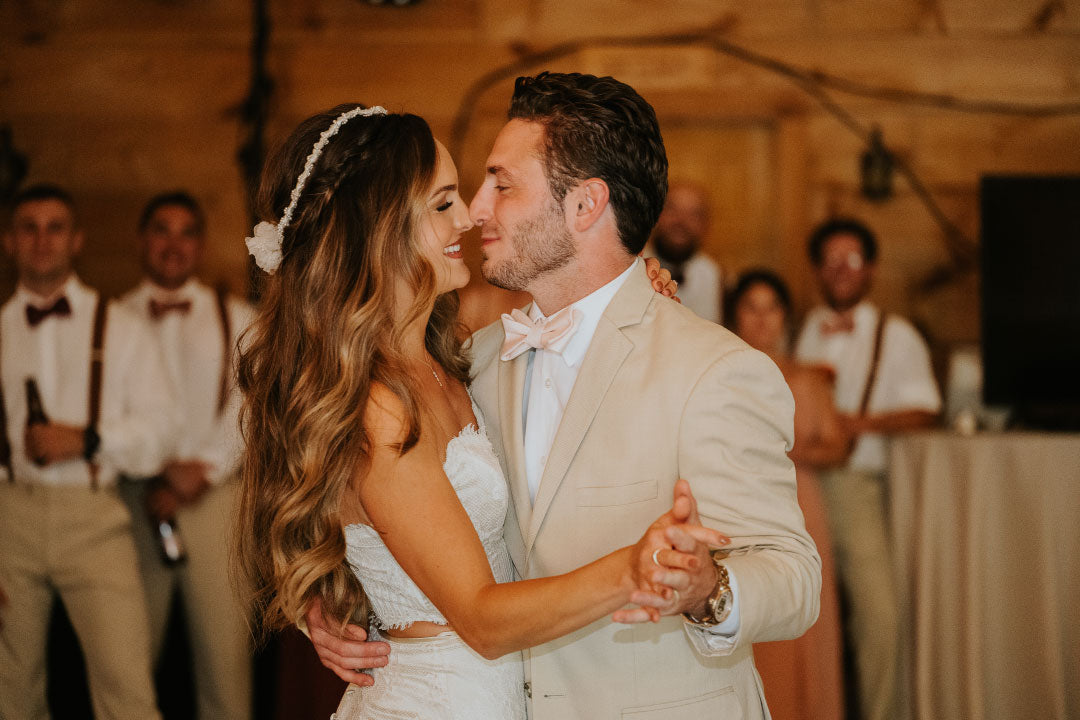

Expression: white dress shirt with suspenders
xmin=795 ymin=300 xmax=941 ymax=472
xmin=794 ymin=299 xmax=941 ymax=720
xmin=118 ymin=277 xmax=255 ymax=720
xmin=0 ymin=274 xmax=173 ymax=720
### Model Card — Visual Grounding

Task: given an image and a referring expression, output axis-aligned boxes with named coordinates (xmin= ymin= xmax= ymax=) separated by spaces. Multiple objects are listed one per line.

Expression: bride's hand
xmin=644 ymin=256 xmax=680 ymax=302
xmin=616 ymin=479 xmax=728 ymax=623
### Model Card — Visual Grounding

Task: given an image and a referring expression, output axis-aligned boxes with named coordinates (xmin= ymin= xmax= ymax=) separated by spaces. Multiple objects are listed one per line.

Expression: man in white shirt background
xmin=118 ymin=191 xmax=255 ymax=720
xmin=0 ymin=184 xmax=174 ymax=720
xmin=794 ymin=217 xmax=941 ymax=720
xmin=643 ymin=180 xmax=723 ymax=324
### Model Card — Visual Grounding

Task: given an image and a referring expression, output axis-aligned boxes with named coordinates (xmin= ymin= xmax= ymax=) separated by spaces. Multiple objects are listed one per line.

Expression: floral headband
xmin=245 ymin=105 xmax=388 ymax=274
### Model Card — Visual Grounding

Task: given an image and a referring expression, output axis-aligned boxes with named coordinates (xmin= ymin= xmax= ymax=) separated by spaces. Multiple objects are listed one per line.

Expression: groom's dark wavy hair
xmin=508 ymin=71 xmax=668 ymax=255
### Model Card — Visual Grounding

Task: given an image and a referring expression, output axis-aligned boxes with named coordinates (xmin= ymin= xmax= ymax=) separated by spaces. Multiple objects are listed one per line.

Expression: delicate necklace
xmin=425 ymin=359 xmax=444 ymax=389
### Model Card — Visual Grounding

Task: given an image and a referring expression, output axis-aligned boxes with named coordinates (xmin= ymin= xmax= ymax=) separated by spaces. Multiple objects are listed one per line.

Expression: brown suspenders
xmin=0 ymin=330 xmax=12 ymax=482
xmin=87 ymin=297 xmax=108 ymax=491
xmin=858 ymin=312 xmax=888 ymax=418
xmin=0 ymin=394 xmax=11 ymax=481
xmin=214 ymin=285 xmax=232 ymax=415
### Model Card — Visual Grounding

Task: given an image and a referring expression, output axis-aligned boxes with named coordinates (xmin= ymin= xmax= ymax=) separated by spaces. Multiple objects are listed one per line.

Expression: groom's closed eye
xmin=486 ymin=166 xmax=516 ymax=190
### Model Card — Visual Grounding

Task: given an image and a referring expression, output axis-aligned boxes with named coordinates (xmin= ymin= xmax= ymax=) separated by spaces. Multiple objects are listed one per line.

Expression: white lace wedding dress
xmin=332 ymin=410 xmax=526 ymax=720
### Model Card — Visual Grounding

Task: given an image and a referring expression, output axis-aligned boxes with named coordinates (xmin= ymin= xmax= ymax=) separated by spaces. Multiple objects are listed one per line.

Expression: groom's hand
xmin=304 ymin=597 xmax=390 ymax=686
xmin=614 ymin=479 xmax=726 ymax=623
xmin=623 ymin=519 xmax=716 ymax=624
xmin=653 ymin=479 xmax=720 ymax=618
xmin=648 ymin=523 xmax=720 ymax=618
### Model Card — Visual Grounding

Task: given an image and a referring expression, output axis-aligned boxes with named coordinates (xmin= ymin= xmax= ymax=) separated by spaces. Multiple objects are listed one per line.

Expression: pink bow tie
xmin=500 ymin=306 xmax=583 ymax=361
xmin=821 ymin=311 xmax=856 ymax=336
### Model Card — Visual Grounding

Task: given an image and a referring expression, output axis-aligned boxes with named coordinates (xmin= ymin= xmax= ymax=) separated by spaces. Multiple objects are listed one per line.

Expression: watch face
xmin=712 ymin=588 xmax=733 ymax=623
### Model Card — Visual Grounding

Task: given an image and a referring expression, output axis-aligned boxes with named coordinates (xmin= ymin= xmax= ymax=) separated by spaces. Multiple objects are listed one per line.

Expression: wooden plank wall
xmin=2 ymin=0 xmax=1079 ymax=355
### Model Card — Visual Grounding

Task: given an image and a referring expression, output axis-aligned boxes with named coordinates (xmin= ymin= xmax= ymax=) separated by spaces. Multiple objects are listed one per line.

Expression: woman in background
xmin=728 ymin=269 xmax=847 ymax=720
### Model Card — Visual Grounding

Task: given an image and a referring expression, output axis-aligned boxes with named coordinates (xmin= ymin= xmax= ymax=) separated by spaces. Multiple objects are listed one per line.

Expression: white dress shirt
xmin=522 ymin=260 xmax=638 ymax=502
xmin=795 ymin=300 xmax=942 ymax=472
xmin=119 ymin=278 xmax=255 ymax=484
xmin=0 ymin=275 xmax=178 ymax=486
xmin=521 ymin=258 xmax=741 ymax=638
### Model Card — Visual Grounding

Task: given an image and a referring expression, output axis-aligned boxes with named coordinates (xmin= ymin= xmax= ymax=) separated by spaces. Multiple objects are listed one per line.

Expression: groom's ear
xmin=568 ymin=178 xmax=610 ymax=233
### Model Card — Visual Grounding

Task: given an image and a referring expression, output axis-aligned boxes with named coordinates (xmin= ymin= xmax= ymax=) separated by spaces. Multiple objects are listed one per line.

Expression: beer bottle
xmin=25 ymin=378 xmax=48 ymax=465
xmin=25 ymin=378 xmax=48 ymax=425
xmin=157 ymin=515 xmax=188 ymax=566
xmin=152 ymin=476 xmax=188 ymax=566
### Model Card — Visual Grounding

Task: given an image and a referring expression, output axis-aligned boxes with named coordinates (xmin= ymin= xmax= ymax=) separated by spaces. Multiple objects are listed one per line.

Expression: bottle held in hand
xmin=158 ymin=517 xmax=188 ymax=566
xmin=25 ymin=378 xmax=48 ymax=465
xmin=149 ymin=479 xmax=189 ymax=566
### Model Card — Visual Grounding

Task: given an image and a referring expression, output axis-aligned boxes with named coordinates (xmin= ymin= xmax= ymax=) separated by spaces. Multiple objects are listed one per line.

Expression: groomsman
xmin=0 ymin=184 xmax=174 ymax=720
xmin=644 ymin=181 xmax=723 ymax=323
xmin=119 ymin=191 xmax=255 ymax=720
xmin=794 ymin=218 xmax=941 ymax=720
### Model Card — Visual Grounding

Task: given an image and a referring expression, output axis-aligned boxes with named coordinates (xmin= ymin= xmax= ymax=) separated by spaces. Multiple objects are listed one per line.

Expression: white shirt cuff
xmin=682 ymin=566 xmax=741 ymax=657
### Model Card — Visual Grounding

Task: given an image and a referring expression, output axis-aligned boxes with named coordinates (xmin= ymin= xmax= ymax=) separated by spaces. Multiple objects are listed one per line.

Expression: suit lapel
xmin=526 ymin=318 xmax=632 ymax=552
xmin=525 ymin=263 xmax=656 ymax=554
xmin=498 ymin=316 xmax=532 ymax=572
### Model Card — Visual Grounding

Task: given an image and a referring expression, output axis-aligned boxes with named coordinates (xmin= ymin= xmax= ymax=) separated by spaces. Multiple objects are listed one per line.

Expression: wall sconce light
xmin=860 ymin=126 xmax=894 ymax=202
xmin=0 ymin=125 xmax=29 ymax=204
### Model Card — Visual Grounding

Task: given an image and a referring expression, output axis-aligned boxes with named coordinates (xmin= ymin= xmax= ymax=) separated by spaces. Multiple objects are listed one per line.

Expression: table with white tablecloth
xmin=888 ymin=432 xmax=1080 ymax=720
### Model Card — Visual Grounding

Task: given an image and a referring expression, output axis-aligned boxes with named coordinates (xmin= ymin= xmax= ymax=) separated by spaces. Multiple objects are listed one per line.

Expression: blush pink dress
xmin=753 ymin=365 xmax=846 ymax=720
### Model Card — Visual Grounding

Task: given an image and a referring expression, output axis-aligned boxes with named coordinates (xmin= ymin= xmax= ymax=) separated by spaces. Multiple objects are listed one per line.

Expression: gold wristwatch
xmin=682 ymin=552 xmax=732 ymax=627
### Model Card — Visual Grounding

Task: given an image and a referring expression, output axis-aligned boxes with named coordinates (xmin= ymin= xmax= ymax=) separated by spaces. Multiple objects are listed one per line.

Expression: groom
xmin=309 ymin=72 xmax=820 ymax=718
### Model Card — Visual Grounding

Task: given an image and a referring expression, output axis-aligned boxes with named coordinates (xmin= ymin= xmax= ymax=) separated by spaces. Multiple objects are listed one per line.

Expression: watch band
xmin=83 ymin=425 xmax=101 ymax=462
xmin=682 ymin=554 xmax=732 ymax=627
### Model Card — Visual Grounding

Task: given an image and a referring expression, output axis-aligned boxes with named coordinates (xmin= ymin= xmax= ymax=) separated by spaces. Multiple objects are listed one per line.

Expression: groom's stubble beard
xmin=481 ymin=199 xmax=576 ymax=292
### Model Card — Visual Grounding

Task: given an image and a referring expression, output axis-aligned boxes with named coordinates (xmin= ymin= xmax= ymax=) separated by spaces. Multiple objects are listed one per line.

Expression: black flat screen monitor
xmin=980 ymin=175 xmax=1080 ymax=422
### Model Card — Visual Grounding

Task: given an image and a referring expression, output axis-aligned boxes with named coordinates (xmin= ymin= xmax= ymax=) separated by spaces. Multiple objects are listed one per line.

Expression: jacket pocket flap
xmin=576 ymin=479 xmax=658 ymax=507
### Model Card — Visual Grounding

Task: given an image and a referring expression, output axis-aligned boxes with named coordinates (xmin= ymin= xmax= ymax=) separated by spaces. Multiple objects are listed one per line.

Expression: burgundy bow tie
xmin=26 ymin=296 xmax=72 ymax=327
xmin=149 ymin=298 xmax=192 ymax=320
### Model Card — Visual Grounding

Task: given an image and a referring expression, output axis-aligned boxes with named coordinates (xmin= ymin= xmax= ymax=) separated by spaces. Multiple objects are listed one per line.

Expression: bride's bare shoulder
xmin=363 ymin=383 xmax=411 ymax=448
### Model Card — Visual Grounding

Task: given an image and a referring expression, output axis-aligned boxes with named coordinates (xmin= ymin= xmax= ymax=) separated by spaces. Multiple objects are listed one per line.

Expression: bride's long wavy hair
xmin=234 ymin=104 xmax=471 ymax=637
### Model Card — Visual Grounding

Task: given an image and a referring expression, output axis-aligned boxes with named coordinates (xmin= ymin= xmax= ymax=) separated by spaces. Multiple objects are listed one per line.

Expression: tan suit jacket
xmin=468 ymin=263 xmax=821 ymax=720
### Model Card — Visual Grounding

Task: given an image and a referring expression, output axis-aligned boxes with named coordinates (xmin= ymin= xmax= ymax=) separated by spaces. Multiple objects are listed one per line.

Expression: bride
xmin=233 ymin=104 xmax=724 ymax=718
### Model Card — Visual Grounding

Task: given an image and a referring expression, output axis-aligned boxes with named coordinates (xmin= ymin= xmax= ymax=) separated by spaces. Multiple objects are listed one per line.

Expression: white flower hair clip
xmin=245 ymin=104 xmax=388 ymax=274
xmin=245 ymin=221 xmax=284 ymax=274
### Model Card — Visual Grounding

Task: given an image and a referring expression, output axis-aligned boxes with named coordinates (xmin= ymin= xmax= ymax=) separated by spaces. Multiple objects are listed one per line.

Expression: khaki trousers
xmin=0 ymin=482 xmax=162 ymax=720
xmin=120 ymin=480 xmax=251 ymax=720
xmin=819 ymin=467 xmax=899 ymax=720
